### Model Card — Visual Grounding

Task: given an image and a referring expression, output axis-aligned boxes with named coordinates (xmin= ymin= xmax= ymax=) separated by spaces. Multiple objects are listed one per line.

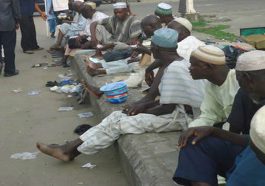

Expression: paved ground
xmin=1 ymin=1 xmax=264 ymax=185
xmin=0 ymin=18 xmax=128 ymax=186
xmin=100 ymin=0 xmax=265 ymax=34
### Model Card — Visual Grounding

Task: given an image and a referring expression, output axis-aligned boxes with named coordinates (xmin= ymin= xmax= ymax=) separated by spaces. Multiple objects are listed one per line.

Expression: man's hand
xmin=15 ymin=23 xmax=20 ymax=30
xmin=145 ymin=70 xmax=154 ymax=87
xmin=178 ymin=127 xmax=214 ymax=148
xmin=40 ymin=12 xmax=47 ymax=20
xmin=122 ymin=103 xmax=146 ymax=116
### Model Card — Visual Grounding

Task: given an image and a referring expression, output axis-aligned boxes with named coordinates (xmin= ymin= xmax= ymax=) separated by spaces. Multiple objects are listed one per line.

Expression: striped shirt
xmin=159 ymin=59 xmax=206 ymax=109
xmin=98 ymin=15 xmax=141 ymax=43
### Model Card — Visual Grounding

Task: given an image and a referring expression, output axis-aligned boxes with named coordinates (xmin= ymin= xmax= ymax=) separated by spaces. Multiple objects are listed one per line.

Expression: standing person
xmin=19 ymin=0 xmax=47 ymax=54
xmin=45 ymin=0 xmax=57 ymax=38
xmin=0 ymin=0 xmax=20 ymax=77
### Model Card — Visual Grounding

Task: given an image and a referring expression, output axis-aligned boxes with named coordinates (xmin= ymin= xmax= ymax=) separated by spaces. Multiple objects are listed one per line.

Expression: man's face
xmin=189 ymin=56 xmax=210 ymax=80
xmin=236 ymin=71 xmax=265 ymax=104
xmin=141 ymin=25 xmax=154 ymax=38
xmin=82 ymin=7 xmax=93 ymax=19
xmin=114 ymin=8 xmax=128 ymax=21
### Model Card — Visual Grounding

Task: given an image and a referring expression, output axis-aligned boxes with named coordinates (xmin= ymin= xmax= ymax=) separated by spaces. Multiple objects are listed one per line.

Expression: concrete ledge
xmin=71 ymin=52 xmax=181 ymax=186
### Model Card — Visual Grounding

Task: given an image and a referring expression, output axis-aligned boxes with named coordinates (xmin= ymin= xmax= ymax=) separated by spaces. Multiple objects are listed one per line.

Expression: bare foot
xmin=91 ymin=49 xmax=103 ymax=59
xmin=86 ymin=64 xmax=100 ymax=76
xmin=36 ymin=142 xmax=74 ymax=162
xmin=81 ymin=80 xmax=103 ymax=98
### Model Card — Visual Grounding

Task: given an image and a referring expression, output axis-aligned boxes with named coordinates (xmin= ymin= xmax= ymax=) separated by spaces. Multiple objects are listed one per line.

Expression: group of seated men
xmin=38 ymin=1 xmax=265 ymax=185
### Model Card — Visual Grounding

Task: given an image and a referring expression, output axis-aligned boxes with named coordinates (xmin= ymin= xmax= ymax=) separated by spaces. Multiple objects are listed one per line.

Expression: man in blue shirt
xmin=19 ymin=0 xmax=46 ymax=54
xmin=173 ymin=50 xmax=265 ymax=186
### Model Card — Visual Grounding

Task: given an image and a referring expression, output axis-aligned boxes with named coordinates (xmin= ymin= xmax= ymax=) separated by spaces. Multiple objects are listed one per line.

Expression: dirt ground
xmin=0 ymin=18 xmax=128 ymax=186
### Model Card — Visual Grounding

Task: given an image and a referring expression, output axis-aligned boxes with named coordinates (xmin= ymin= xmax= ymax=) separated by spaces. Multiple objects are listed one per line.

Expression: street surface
xmin=1 ymin=0 xmax=265 ymax=185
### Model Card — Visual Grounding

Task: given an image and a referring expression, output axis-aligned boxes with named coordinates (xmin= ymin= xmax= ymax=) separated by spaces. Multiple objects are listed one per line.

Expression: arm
xmin=90 ymin=21 xmax=99 ymax=47
xmin=145 ymin=103 xmax=176 ymax=116
xmin=35 ymin=2 xmax=47 ymax=20
xmin=11 ymin=0 xmax=21 ymax=28
xmin=145 ymin=60 xmax=161 ymax=86
xmin=178 ymin=126 xmax=249 ymax=148
xmin=188 ymin=84 xmax=225 ymax=127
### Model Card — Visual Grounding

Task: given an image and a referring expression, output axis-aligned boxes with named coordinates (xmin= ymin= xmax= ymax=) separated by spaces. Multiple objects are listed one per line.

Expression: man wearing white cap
xmin=36 ymin=28 xmax=205 ymax=162
xmin=173 ymin=50 xmax=265 ymax=186
xmin=168 ymin=17 xmax=205 ymax=60
xmin=50 ymin=1 xmax=87 ymax=50
xmin=60 ymin=2 xmax=108 ymax=67
xmin=89 ymin=2 xmax=141 ymax=52
xmin=154 ymin=3 xmax=174 ymax=25
xmin=188 ymin=45 xmax=239 ymax=128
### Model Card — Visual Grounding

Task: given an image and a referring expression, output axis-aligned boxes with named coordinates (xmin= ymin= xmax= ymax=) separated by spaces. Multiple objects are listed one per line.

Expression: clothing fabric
xmin=0 ymin=0 xmax=21 ymax=31
xmin=189 ymin=70 xmax=239 ymax=127
xmin=103 ymin=48 xmax=132 ymax=62
xmin=228 ymin=88 xmax=264 ymax=134
xmin=48 ymin=18 xmax=57 ymax=34
xmin=97 ymin=15 xmax=141 ymax=44
xmin=52 ymin=0 xmax=68 ymax=12
xmin=173 ymin=136 xmax=246 ymax=186
xmin=77 ymin=60 xmax=202 ymax=155
xmin=84 ymin=11 xmax=109 ymax=36
xmin=226 ymin=146 xmax=265 ymax=186
xmin=177 ymin=36 xmax=205 ymax=60
xmin=59 ymin=13 xmax=87 ymax=37
xmin=159 ymin=60 xmax=205 ymax=109
xmin=20 ymin=16 xmax=39 ymax=51
xmin=45 ymin=0 xmax=56 ymax=20
xmin=19 ymin=0 xmax=35 ymax=16
xmin=0 ymin=30 xmax=17 ymax=74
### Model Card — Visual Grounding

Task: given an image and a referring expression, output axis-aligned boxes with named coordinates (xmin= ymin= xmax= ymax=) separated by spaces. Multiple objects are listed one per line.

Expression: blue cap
xmin=151 ymin=28 xmax=178 ymax=48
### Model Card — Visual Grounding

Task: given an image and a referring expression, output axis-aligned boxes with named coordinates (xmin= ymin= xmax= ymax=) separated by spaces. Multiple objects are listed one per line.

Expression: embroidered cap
xmin=191 ymin=45 xmax=226 ymax=65
xmin=236 ymin=50 xmax=265 ymax=71
xmin=151 ymin=28 xmax=178 ymax=48
xmin=155 ymin=3 xmax=172 ymax=16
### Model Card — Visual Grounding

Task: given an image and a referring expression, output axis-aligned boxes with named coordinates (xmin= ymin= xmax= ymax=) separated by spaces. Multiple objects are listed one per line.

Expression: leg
xmin=28 ymin=16 xmax=40 ymax=50
xmin=20 ymin=16 xmax=33 ymax=52
xmin=173 ymin=136 xmax=246 ymax=186
xmin=77 ymin=111 xmax=175 ymax=155
xmin=81 ymin=80 xmax=103 ymax=98
xmin=50 ymin=30 xmax=64 ymax=50
xmin=1 ymin=30 xmax=17 ymax=75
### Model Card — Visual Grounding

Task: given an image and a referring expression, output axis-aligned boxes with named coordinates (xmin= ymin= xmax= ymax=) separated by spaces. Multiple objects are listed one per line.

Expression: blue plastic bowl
xmin=106 ymin=95 xmax=128 ymax=104
xmin=100 ymin=82 xmax=128 ymax=96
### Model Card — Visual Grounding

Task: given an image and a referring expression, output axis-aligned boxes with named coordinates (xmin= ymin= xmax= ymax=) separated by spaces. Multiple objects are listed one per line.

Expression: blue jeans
xmin=48 ymin=18 xmax=57 ymax=34
xmin=103 ymin=48 xmax=132 ymax=62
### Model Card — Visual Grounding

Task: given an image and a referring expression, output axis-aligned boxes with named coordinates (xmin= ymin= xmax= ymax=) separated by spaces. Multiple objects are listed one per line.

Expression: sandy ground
xmin=0 ymin=18 xmax=128 ymax=186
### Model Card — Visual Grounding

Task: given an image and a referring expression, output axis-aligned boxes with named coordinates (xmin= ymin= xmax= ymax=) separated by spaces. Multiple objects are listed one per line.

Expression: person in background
xmin=45 ymin=0 xmax=57 ymax=38
xmin=19 ymin=0 xmax=46 ymax=54
xmin=0 ymin=0 xmax=20 ymax=77
xmin=154 ymin=3 xmax=174 ymax=26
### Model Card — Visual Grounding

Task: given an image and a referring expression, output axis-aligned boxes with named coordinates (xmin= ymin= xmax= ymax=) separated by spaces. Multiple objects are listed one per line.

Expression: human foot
xmin=36 ymin=142 xmax=75 ymax=162
xmin=81 ymin=80 xmax=103 ymax=98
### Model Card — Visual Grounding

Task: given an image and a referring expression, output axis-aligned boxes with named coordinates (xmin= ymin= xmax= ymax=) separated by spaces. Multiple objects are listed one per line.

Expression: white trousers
xmin=77 ymin=111 xmax=184 ymax=155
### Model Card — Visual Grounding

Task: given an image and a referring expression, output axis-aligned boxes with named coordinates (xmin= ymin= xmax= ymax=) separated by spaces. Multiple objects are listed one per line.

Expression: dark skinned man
xmin=36 ymin=28 xmax=205 ymax=162
xmin=173 ymin=50 xmax=265 ymax=186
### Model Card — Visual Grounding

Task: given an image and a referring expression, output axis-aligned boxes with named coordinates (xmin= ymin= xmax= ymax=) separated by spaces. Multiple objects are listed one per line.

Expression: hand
xmin=178 ymin=127 xmax=214 ymax=148
xmin=145 ymin=70 xmax=154 ymax=87
xmin=90 ymin=37 xmax=98 ymax=48
xmin=40 ymin=12 xmax=47 ymax=20
xmin=127 ymin=103 xmax=146 ymax=116
xmin=15 ymin=23 xmax=20 ymax=30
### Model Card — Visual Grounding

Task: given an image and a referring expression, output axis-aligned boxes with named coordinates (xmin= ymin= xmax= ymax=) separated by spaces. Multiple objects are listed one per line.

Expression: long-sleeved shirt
xmin=0 ymin=0 xmax=21 ymax=31
xmin=189 ymin=70 xmax=239 ymax=127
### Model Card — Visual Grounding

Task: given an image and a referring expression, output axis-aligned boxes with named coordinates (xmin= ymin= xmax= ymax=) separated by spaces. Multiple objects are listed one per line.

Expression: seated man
xmin=36 ymin=28 xmax=205 ymax=161
xmin=50 ymin=1 xmax=87 ymax=50
xmin=89 ymin=2 xmax=142 ymax=60
xmin=145 ymin=17 xmax=204 ymax=86
xmin=173 ymin=50 xmax=265 ymax=186
xmin=61 ymin=2 xmax=109 ymax=67
xmin=85 ymin=14 xmax=161 ymax=76
xmin=188 ymin=45 xmax=239 ymax=128
xmin=154 ymin=3 xmax=174 ymax=26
